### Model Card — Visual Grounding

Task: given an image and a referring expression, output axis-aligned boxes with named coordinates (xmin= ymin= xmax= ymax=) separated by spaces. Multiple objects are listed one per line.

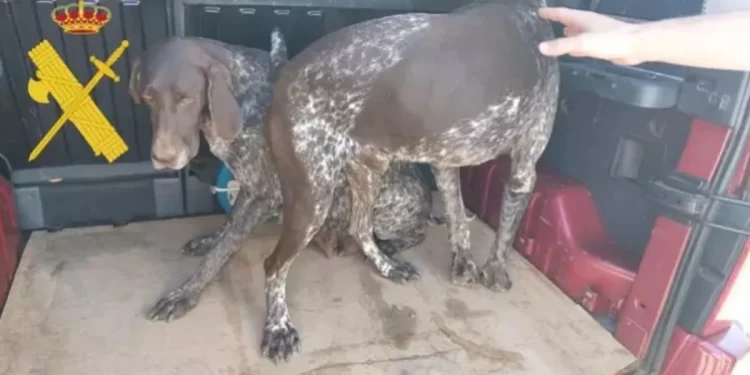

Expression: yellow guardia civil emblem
xmin=26 ymin=0 xmax=129 ymax=163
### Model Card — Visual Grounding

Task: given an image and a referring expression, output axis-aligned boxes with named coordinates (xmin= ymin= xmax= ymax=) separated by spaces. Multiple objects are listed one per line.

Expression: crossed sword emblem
xmin=26 ymin=39 xmax=130 ymax=162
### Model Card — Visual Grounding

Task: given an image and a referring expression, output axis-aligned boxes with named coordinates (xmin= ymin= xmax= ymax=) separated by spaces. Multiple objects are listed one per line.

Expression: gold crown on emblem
xmin=51 ymin=0 xmax=111 ymax=35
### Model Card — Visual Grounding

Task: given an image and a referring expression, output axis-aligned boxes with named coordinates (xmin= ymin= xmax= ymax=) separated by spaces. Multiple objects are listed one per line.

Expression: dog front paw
xmin=450 ymin=252 xmax=480 ymax=286
xmin=261 ymin=321 xmax=301 ymax=363
xmin=147 ymin=288 xmax=201 ymax=322
xmin=480 ymin=259 xmax=512 ymax=292
xmin=182 ymin=232 xmax=220 ymax=256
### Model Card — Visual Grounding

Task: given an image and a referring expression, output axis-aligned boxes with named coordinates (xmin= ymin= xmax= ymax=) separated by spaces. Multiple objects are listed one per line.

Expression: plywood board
xmin=0 ymin=215 xmax=635 ymax=374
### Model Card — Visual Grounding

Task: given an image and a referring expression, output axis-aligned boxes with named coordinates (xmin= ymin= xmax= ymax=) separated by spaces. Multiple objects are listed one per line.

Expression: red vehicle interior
xmin=461 ymin=93 xmax=750 ymax=373
xmin=0 ymin=175 xmax=20 ymax=315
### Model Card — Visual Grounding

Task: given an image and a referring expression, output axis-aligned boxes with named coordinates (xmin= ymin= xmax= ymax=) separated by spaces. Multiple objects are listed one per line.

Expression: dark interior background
xmin=0 ymin=0 xmax=702 ymax=257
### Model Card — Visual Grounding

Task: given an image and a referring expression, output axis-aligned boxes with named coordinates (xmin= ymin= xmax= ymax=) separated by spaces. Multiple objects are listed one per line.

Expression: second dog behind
xmin=128 ymin=29 xmax=440 ymax=322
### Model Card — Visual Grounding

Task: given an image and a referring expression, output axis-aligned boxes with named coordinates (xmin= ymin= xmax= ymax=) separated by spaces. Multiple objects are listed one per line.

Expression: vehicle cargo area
xmin=0 ymin=212 xmax=634 ymax=374
xmin=1 ymin=1 xmax=749 ymax=375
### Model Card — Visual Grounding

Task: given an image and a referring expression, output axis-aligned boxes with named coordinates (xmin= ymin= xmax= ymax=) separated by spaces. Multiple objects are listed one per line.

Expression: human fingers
xmin=538 ymin=32 xmax=616 ymax=58
xmin=539 ymin=31 xmax=641 ymax=64
xmin=538 ymin=7 xmax=603 ymax=28
xmin=538 ymin=7 xmax=627 ymax=32
xmin=538 ymin=7 xmax=590 ymax=23
xmin=563 ymin=26 xmax=584 ymax=37
xmin=610 ymin=57 xmax=640 ymax=66
xmin=538 ymin=34 xmax=590 ymax=57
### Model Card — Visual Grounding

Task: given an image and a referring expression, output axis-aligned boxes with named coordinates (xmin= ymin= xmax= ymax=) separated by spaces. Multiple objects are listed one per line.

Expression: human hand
xmin=537 ymin=7 xmax=645 ymax=65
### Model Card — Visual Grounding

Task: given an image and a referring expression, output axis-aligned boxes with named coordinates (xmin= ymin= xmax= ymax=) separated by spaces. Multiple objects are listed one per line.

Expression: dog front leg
xmin=432 ymin=167 xmax=480 ymax=286
xmin=148 ymin=189 xmax=274 ymax=321
xmin=182 ymin=187 xmax=248 ymax=256
xmin=182 ymin=233 xmax=221 ymax=256
xmin=182 ymin=229 xmax=222 ymax=257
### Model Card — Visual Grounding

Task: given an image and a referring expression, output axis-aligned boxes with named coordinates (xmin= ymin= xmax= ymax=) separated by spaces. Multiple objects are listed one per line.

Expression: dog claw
xmin=261 ymin=322 xmax=301 ymax=363
xmin=450 ymin=252 xmax=480 ymax=286
xmin=384 ymin=259 xmax=421 ymax=283
xmin=148 ymin=288 xmax=200 ymax=322
xmin=480 ymin=259 xmax=513 ymax=292
xmin=182 ymin=232 xmax=220 ymax=256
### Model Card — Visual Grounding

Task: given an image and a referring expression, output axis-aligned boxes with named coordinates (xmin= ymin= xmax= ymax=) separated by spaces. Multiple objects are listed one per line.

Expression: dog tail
xmin=270 ymin=27 xmax=288 ymax=81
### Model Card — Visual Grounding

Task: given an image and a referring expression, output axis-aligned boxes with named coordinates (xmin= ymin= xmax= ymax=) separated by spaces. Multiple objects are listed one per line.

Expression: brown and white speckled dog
xmin=259 ymin=0 xmax=560 ymax=362
xmin=128 ymin=30 xmax=441 ymax=322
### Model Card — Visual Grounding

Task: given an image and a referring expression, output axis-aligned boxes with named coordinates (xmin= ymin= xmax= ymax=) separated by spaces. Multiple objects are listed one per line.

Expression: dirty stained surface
xmin=0 ymin=215 xmax=634 ymax=375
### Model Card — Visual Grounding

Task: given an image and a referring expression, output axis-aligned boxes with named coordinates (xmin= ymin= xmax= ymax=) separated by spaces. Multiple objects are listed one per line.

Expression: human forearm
xmin=630 ymin=11 xmax=750 ymax=71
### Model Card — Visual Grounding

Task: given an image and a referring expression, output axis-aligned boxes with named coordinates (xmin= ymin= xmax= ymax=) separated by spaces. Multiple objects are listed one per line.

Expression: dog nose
xmin=151 ymin=138 xmax=181 ymax=168
xmin=151 ymin=152 xmax=177 ymax=169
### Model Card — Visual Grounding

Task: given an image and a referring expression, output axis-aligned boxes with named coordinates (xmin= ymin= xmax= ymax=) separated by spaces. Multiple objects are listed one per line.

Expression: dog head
xmin=129 ymin=37 xmax=241 ymax=170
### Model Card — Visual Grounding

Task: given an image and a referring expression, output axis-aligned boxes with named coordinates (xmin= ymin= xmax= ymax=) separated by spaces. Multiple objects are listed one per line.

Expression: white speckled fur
xmin=260 ymin=0 xmax=560 ymax=362
xmin=134 ymin=30 xmax=438 ymax=324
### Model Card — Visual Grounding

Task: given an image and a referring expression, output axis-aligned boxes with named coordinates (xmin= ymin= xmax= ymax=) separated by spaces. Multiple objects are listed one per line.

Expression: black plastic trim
xmin=172 ymin=0 xmax=467 ymax=37
xmin=677 ymin=68 xmax=750 ymax=128
xmin=560 ymin=59 xmax=683 ymax=109
xmin=11 ymin=162 xmax=218 ymax=231
xmin=644 ymin=172 xmax=708 ymax=217
xmin=11 ymin=161 xmax=177 ymax=186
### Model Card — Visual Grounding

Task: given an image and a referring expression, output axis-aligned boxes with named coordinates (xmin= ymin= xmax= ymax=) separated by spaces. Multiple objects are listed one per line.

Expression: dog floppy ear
xmin=128 ymin=57 xmax=142 ymax=104
xmin=206 ymin=62 xmax=241 ymax=140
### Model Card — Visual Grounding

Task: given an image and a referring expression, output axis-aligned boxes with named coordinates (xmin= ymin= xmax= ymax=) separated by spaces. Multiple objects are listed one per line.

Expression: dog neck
xmin=200 ymin=44 xmax=274 ymax=161
xmin=201 ymin=118 xmax=276 ymax=186
xmin=200 ymin=115 xmax=268 ymax=165
xmin=224 ymin=47 xmax=274 ymax=128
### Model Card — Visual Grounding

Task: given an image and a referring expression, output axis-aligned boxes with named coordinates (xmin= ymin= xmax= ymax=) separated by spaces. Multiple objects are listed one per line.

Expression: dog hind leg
xmin=372 ymin=205 xmax=429 ymax=256
xmin=480 ymin=148 xmax=539 ymax=292
xmin=260 ymin=129 xmax=341 ymax=362
xmin=370 ymin=164 xmax=432 ymax=256
xmin=432 ymin=166 xmax=481 ymax=286
xmin=261 ymin=185 xmax=333 ymax=362
xmin=347 ymin=155 xmax=420 ymax=282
